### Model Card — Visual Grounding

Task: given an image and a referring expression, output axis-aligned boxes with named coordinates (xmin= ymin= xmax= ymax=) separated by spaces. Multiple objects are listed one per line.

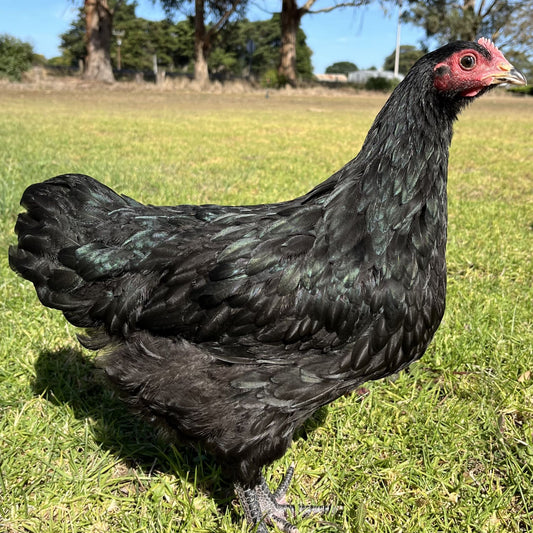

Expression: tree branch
xmin=249 ymin=0 xmax=276 ymax=16
xmin=300 ymin=0 xmax=318 ymax=14
xmin=111 ymin=0 xmax=126 ymax=16
xmin=307 ymin=0 xmax=367 ymax=15
xmin=478 ymin=0 xmax=501 ymax=19
xmin=207 ymin=0 xmax=242 ymax=38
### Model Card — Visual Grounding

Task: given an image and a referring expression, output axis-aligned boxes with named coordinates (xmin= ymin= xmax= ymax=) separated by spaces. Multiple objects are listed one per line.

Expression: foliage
xmin=498 ymin=1 xmax=533 ymax=84
xmin=383 ymin=45 xmax=424 ymax=75
xmin=365 ymin=76 xmax=398 ymax=91
xmin=260 ymin=68 xmax=281 ymax=87
xmin=0 ymin=34 xmax=34 ymax=81
xmin=498 ymin=0 xmax=533 ymax=55
xmin=1 ymin=88 xmax=532 ymax=533
xmin=58 ymin=7 xmax=313 ymax=79
xmin=277 ymin=0 xmax=367 ymax=85
xmin=507 ymin=84 xmax=533 ymax=96
xmin=58 ymin=3 xmax=187 ymax=72
xmin=47 ymin=55 xmax=75 ymax=67
xmin=325 ymin=61 xmax=357 ymax=75
xmin=403 ymin=0 xmax=520 ymax=44
xmin=58 ymin=7 xmax=86 ymax=67
xmin=32 ymin=54 xmax=47 ymax=66
xmin=113 ymin=4 xmax=192 ymax=71
xmin=158 ymin=0 xmax=247 ymax=25
xmin=208 ymin=15 xmax=312 ymax=80
xmin=169 ymin=18 xmax=196 ymax=70
xmin=157 ymin=0 xmax=248 ymax=83
xmin=402 ymin=0 xmax=533 ymax=83
xmin=294 ymin=31 xmax=313 ymax=81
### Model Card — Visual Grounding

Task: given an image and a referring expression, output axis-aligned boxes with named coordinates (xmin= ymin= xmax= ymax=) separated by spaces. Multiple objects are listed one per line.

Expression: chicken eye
xmin=460 ymin=54 xmax=476 ymax=70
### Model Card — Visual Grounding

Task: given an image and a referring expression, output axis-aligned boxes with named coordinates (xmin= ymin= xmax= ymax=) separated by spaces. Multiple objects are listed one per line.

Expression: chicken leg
xmin=234 ymin=464 xmax=337 ymax=533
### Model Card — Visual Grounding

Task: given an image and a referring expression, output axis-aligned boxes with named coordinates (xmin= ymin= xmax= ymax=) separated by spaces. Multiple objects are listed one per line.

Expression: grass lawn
xmin=0 ymin=85 xmax=532 ymax=533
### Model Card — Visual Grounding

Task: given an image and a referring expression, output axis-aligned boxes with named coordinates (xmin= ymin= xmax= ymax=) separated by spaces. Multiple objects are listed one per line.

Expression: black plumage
xmin=9 ymin=40 xmax=525 ymax=532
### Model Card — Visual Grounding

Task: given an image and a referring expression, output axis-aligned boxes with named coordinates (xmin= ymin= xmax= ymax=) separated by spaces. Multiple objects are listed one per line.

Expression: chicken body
xmin=9 ymin=39 xmax=525 ymax=531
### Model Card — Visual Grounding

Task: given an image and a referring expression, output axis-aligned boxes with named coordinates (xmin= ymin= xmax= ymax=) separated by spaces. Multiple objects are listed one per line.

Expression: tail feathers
xmin=9 ymin=174 xmax=140 ymax=330
xmin=9 ymin=244 xmax=99 ymax=328
xmin=18 ymin=173 xmax=137 ymax=244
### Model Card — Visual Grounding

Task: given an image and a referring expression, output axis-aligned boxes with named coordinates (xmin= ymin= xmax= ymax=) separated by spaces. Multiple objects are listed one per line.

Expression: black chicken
xmin=9 ymin=39 xmax=525 ymax=532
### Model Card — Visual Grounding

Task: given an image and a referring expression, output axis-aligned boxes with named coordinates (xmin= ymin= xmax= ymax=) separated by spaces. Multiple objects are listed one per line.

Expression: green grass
xmin=1 ymin=86 xmax=532 ymax=533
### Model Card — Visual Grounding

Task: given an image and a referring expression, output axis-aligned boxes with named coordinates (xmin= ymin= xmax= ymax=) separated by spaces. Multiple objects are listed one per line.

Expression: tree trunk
xmin=84 ymin=0 xmax=115 ymax=83
xmin=194 ymin=0 xmax=210 ymax=86
xmin=460 ymin=0 xmax=478 ymax=41
xmin=278 ymin=0 xmax=302 ymax=86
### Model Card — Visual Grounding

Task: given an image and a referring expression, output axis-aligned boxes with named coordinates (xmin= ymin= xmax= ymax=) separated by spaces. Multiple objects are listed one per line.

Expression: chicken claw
xmin=235 ymin=464 xmax=338 ymax=533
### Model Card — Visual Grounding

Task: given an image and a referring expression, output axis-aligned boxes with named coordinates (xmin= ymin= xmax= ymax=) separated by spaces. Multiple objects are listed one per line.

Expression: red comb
xmin=477 ymin=37 xmax=500 ymax=56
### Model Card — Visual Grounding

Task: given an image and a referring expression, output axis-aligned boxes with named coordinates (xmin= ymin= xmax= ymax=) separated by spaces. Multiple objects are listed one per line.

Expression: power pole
xmin=394 ymin=2 xmax=402 ymax=78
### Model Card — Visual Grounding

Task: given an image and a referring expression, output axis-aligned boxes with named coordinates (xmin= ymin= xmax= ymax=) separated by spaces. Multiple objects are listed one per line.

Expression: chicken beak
xmin=489 ymin=63 xmax=527 ymax=86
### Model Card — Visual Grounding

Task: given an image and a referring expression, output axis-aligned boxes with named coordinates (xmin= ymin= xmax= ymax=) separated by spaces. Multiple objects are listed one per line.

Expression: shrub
xmin=507 ymin=85 xmax=533 ymax=96
xmin=0 ymin=34 xmax=34 ymax=81
xmin=261 ymin=68 xmax=282 ymax=88
xmin=365 ymin=76 xmax=398 ymax=92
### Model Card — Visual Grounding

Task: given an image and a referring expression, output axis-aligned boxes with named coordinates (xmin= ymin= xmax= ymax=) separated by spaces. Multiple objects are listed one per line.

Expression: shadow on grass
xmin=31 ymin=346 xmax=330 ymax=518
xmin=31 ymin=346 xmax=234 ymax=512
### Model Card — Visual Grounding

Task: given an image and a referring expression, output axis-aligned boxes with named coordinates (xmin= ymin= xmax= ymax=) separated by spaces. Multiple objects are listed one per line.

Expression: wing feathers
xmin=11 ymin=174 xmax=443 ymax=397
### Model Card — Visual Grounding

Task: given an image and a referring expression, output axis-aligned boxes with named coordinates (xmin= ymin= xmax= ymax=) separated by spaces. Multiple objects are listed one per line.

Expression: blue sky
xmin=0 ymin=1 xmax=428 ymax=73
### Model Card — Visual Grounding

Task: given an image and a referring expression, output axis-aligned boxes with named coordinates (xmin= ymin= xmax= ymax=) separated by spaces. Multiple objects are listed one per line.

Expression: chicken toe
xmin=235 ymin=465 xmax=337 ymax=533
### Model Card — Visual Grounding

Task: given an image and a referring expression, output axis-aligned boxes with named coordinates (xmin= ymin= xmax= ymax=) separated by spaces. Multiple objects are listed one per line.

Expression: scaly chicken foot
xmin=235 ymin=464 xmax=337 ymax=533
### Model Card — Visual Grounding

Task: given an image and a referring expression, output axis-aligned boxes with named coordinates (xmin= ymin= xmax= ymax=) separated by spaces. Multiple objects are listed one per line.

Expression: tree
xmin=83 ymin=0 xmax=125 ymax=82
xmin=498 ymin=0 xmax=533 ymax=51
xmin=403 ymin=0 xmax=519 ymax=44
xmin=59 ymin=8 xmax=86 ymax=67
xmin=211 ymin=15 xmax=313 ymax=81
xmin=0 ymin=34 xmax=34 ymax=81
xmin=403 ymin=0 xmax=533 ymax=86
xmin=383 ymin=45 xmax=423 ymax=74
xmin=325 ymin=61 xmax=357 ymax=75
xmin=170 ymin=18 xmax=196 ymax=69
xmin=497 ymin=0 xmax=533 ymax=79
xmin=158 ymin=0 xmax=246 ymax=85
xmin=112 ymin=4 xmax=192 ymax=72
xmin=59 ymin=9 xmax=313 ymax=81
xmin=61 ymin=4 xmax=194 ymax=73
xmin=278 ymin=0 xmax=368 ymax=86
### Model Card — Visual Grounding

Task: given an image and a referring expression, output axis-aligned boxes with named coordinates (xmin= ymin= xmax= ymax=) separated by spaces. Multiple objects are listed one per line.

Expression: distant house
xmin=348 ymin=70 xmax=404 ymax=84
xmin=315 ymin=73 xmax=348 ymax=83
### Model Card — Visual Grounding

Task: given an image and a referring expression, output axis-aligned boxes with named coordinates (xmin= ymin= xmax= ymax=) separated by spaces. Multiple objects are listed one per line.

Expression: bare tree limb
xmin=479 ymin=0 xmax=502 ymax=19
xmin=207 ymin=0 xmax=242 ymax=37
xmin=307 ymin=0 xmax=367 ymax=15
xmin=300 ymin=0 xmax=318 ymax=14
